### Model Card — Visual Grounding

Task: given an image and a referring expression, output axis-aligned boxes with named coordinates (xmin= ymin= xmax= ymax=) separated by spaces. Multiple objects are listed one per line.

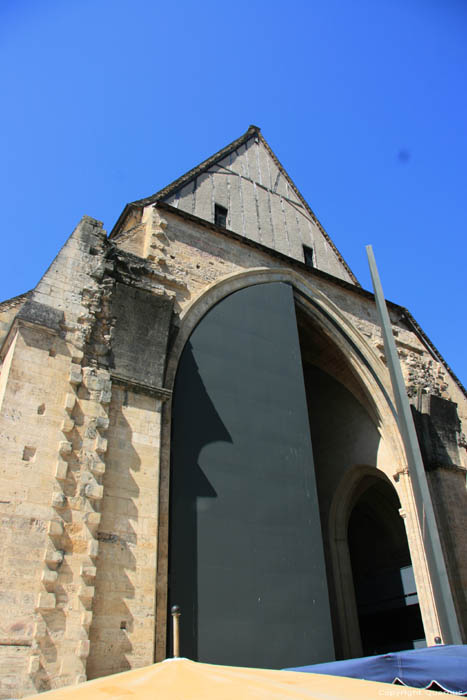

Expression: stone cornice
xmin=110 ymin=372 xmax=172 ymax=401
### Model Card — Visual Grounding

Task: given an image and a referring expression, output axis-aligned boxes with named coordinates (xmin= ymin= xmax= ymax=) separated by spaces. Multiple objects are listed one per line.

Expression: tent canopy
xmin=286 ymin=645 xmax=467 ymax=695
xmin=25 ymin=657 xmax=441 ymax=699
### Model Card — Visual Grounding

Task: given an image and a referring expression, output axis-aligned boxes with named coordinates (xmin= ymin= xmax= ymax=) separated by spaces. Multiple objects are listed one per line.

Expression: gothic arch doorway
xmin=159 ymin=271 xmax=434 ymax=666
xmin=328 ymin=467 xmax=425 ymax=658
xmin=348 ymin=474 xmax=425 ymax=655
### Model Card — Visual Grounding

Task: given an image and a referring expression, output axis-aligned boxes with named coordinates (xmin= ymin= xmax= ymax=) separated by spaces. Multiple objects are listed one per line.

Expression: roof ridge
xmin=132 ymin=125 xmax=260 ymax=208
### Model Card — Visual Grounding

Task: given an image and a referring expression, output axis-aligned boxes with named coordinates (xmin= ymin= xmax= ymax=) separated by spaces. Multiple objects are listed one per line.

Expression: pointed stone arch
xmin=328 ymin=465 xmax=398 ymax=657
xmin=154 ymin=267 xmax=442 ymax=661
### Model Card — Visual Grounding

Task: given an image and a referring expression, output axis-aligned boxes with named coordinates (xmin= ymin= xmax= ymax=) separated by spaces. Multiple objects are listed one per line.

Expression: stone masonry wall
xmin=0 ymin=324 xmax=73 ymax=698
xmin=87 ymin=384 xmax=163 ymax=679
xmin=0 ymin=204 xmax=465 ymax=696
xmin=0 ymin=216 xmax=112 ymax=697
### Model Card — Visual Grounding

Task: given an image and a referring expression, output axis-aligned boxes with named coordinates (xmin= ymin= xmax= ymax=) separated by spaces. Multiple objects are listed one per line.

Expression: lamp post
xmin=171 ymin=605 xmax=181 ymax=658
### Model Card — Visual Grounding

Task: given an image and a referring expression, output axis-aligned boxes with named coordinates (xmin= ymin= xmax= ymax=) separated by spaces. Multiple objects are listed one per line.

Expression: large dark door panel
xmin=169 ymin=282 xmax=334 ymax=668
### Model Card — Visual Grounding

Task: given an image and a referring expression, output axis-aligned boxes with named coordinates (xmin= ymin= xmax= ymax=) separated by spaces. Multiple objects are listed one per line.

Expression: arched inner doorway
xmin=348 ymin=476 xmax=425 ymax=654
xmin=293 ymin=298 xmax=425 ymax=657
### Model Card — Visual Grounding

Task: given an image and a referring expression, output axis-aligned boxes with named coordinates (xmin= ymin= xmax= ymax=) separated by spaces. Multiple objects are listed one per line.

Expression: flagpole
xmin=366 ymin=245 xmax=461 ymax=645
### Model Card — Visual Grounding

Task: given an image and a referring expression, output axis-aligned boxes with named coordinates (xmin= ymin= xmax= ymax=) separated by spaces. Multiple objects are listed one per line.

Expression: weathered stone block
xmin=52 ymin=491 xmax=67 ymax=508
xmin=61 ymin=416 xmax=74 ymax=433
xmin=91 ymin=459 xmax=106 ymax=476
xmin=85 ymin=482 xmax=103 ymax=500
xmin=55 ymin=458 xmax=68 ymax=480
xmin=36 ymin=592 xmax=56 ymax=611
xmin=94 ymin=435 xmax=107 ymax=455
xmin=84 ymin=511 xmax=101 ymax=533
xmin=80 ymin=565 xmax=96 ymax=580
xmin=78 ymin=585 xmax=94 ymax=606
xmin=44 ymin=548 xmax=64 ymax=569
xmin=58 ymin=441 xmax=72 ymax=456
xmin=17 ymin=300 xmax=65 ymax=333
xmin=28 ymin=655 xmax=41 ymax=674
xmin=70 ymin=348 xmax=84 ymax=363
xmin=33 ymin=619 xmax=47 ymax=639
xmin=100 ymin=386 xmax=112 ymax=405
xmin=41 ymin=569 xmax=58 ymax=586
xmin=69 ymin=364 xmax=83 ymax=386
xmin=88 ymin=540 xmax=99 ymax=559
xmin=95 ymin=415 xmax=109 ymax=431
xmin=77 ymin=640 xmax=90 ymax=658
xmin=81 ymin=611 xmax=93 ymax=630
xmin=82 ymin=373 xmax=105 ymax=391
xmin=64 ymin=392 xmax=76 ymax=413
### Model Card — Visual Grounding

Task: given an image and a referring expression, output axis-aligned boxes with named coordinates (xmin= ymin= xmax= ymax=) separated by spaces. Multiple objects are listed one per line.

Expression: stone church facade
xmin=0 ymin=125 xmax=466 ymax=697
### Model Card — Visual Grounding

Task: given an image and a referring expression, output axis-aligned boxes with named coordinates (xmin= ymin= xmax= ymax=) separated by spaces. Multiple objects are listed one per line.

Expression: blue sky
xmin=1 ymin=0 xmax=466 ymax=386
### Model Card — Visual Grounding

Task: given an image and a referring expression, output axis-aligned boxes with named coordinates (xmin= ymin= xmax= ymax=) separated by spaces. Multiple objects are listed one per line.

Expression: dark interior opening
xmin=303 ymin=245 xmax=314 ymax=268
xmin=214 ymin=203 xmax=228 ymax=228
xmin=348 ymin=479 xmax=426 ymax=654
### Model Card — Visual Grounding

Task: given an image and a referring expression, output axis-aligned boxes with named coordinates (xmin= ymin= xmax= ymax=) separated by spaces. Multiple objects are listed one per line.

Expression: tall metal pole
xmin=366 ymin=245 xmax=461 ymax=645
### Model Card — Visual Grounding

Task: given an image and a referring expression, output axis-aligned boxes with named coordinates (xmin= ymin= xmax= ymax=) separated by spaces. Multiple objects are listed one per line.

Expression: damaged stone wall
xmin=0 ymin=203 xmax=466 ymax=697
xmin=411 ymin=392 xmax=467 ymax=636
xmin=0 ymin=217 xmax=112 ymax=697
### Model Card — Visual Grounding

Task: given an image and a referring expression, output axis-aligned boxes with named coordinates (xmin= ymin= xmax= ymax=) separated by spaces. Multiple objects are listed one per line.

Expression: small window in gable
xmin=214 ymin=204 xmax=228 ymax=228
xmin=303 ymin=245 xmax=314 ymax=268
